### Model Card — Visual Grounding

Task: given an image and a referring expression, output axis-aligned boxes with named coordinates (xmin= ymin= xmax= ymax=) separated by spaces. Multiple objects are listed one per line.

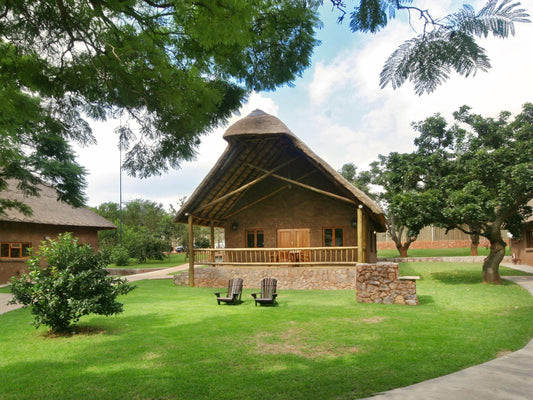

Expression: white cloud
xmin=300 ymin=4 xmax=533 ymax=173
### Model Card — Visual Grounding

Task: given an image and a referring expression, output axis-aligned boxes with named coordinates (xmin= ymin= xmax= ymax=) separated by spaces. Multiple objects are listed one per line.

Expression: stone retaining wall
xmin=173 ymin=264 xmax=420 ymax=306
xmin=173 ymin=266 xmax=358 ymax=290
xmin=356 ymin=263 xmax=419 ymax=305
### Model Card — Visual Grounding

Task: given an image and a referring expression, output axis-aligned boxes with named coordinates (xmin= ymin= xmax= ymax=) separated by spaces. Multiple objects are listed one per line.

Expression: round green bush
xmin=112 ymin=245 xmax=131 ymax=266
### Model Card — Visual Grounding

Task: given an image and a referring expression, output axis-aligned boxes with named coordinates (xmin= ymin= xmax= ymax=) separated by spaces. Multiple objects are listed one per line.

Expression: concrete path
xmin=0 ymin=292 xmax=21 ymax=314
xmin=122 ymin=264 xmax=189 ymax=282
xmin=363 ymin=263 xmax=533 ymax=400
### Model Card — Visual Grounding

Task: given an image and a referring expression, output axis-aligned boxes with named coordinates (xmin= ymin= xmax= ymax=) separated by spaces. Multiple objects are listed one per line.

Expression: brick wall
xmin=377 ymin=238 xmax=493 ymax=250
xmin=0 ymin=221 xmax=100 ymax=284
xmin=222 ymin=186 xmax=379 ymax=262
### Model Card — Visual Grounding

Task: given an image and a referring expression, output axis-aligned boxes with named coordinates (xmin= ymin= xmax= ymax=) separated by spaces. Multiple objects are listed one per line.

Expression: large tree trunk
xmin=482 ymin=231 xmax=505 ymax=284
xmin=387 ymin=219 xmax=417 ymax=258
xmin=470 ymin=233 xmax=480 ymax=256
xmin=396 ymin=244 xmax=410 ymax=257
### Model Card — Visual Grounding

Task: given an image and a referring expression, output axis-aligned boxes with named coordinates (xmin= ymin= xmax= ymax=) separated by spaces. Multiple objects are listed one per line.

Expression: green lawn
xmin=377 ymin=246 xmax=512 ymax=258
xmin=1 ymin=263 xmax=532 ymax=400
xmin=0 ymin=285 xmax=11 ymax=293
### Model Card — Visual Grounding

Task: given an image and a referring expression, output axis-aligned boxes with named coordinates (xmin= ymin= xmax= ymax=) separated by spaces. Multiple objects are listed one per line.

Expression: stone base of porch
xmin=172 ymin=265 xmax=358 ymax=290
xmin=173 ymin=263 xmax=419 ymax=305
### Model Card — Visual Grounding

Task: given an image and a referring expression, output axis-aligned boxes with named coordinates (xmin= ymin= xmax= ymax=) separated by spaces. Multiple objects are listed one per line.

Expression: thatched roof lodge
xmin=175 ymin=110 xmax=386 ymax=286
xmin=511 ymin=199 xmax=533 ymax=265
xmin=0 ymin=180 xmax=115 ymax=283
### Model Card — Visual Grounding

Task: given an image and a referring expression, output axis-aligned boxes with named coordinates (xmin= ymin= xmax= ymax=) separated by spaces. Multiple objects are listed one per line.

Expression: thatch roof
xmin=175 ymin=109 xmax=386 ymax=231
xmin=0 ymin=180 xmax=116 ymax=230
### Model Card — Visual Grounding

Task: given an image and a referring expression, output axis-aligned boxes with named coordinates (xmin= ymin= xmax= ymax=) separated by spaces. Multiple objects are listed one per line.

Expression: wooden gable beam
xmin=195 ymin=157 xmax=300 ymax=212
xmin=225 ymin=170 xmax=317 ymax=218
xmin=248 ymin=165 xmax=356 ymax=205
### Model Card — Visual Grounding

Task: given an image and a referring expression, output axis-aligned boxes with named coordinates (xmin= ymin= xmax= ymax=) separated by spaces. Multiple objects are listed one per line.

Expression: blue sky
xmin=75 ymin=0 xmax=533 ymax=210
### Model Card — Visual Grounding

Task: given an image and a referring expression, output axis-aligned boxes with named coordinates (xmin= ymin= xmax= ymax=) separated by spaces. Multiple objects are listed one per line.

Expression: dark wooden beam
xmin=195 ymin=157 xmax=300 ymax=212
xmin=224 ymin=170 xmax=317 ymax=218
xmin=248 ymin=165 xmax=356 ymax=205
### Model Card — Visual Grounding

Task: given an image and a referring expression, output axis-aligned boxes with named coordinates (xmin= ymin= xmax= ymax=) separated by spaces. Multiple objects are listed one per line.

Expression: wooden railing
xmin=193 ymin=247 xmax=359 ymax=266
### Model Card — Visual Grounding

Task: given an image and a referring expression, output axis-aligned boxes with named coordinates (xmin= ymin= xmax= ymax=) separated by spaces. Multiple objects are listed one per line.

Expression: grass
xmin=107 ymin=252 xmax=187 ymax=269
xmin=0 ymin=262 xmax=532 ymax=399
xmin=377 ymin=246 xmax=512 ymax=258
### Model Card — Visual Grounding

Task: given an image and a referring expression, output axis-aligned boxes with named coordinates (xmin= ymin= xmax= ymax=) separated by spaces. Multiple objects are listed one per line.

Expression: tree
xmin=394 ymin=104 xmax=533 ymax=283
xmin=1 ymin=0 xmax=320 ymax=214
xmin=338 ymin=162 xmax=373 ymax=195
xmin=367 ymin=153 xmax=427 ymax=257
xmin=9 ymin=233 xmax=134 ymax=333
xmin=94 ymin=199 xmax=181 ymax=262
xmin=328 ymin=0 xmax=530 ymax=95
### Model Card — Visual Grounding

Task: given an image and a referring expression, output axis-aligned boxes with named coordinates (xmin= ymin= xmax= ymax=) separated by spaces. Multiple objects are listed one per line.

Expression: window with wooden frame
xmin=0 ymin=242 xmax=32 ymax=258
xmin=324 ymin=228 xmax=344 ymax=247
xmin=246 ymin=230 xmax=264 ymax=248
xmin=526 ymin=229 xmax=533 ymax=248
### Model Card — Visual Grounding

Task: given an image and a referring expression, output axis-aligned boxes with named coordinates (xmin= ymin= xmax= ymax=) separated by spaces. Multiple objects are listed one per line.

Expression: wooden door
xmin=278 ymin=229 xmax=294 ymax=248
xmin=277 ymin=228 xmax=310 ymax=262
xmin=293 ymin=229 xmax=310 ymax=247
xmin=277 ymin=228 xmax=309 ymax=248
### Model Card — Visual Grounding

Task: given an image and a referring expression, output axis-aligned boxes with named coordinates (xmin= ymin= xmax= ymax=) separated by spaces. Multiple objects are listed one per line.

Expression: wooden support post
xmin=357 ymin=205 xmax=363 ymax=263
xmin=209 ymin=224 xmax=215 ymax=263
xmin=362 ymin=210 xmax=367 ymax=262
xmin=187 ymin=214 xmax=194 ymax=287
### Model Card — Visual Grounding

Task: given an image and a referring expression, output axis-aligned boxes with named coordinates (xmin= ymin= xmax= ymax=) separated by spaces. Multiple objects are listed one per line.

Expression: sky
xmin=74 ymin=0 xmax=533 ymax=211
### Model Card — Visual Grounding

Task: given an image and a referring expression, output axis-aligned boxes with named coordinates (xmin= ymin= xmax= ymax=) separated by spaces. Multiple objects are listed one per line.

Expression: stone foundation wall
xmin=173 ymin=266 xmax=358 ymax=290
xmin=356 ymin=263 xmax=419 ymax=305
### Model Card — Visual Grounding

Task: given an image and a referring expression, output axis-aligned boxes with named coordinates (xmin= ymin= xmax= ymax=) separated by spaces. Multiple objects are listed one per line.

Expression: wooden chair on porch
xmin=251 ymin=277 xmax=278 ymax=306
xmin=214 ymin=278 xmax=243 ymax=305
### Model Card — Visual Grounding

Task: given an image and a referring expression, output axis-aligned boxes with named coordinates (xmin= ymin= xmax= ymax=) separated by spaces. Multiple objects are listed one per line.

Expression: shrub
xmin=194 ymin=237 xmax=211 ymax=248
xmin=9 ymin=233 xmax=135 ymax=333
xmin=112 ymin=245 xmax=131 ymax=266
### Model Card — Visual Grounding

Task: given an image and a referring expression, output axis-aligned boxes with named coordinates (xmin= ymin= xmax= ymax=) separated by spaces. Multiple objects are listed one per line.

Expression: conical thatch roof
xmin=0 ymin=180 xmax=116 ymax=229
xmin=223 ymin=108 xmax=293 ymax=139
xmin=175 ymin=109 xmax=386 ymax=230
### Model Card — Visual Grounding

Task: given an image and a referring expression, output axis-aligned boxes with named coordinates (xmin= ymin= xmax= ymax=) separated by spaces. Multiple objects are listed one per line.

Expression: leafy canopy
xmin=387 ymin=103 xmax=533 ymax=281
xmin=395 ymin=103 xmax=533 ymax=239
xmin=0 ymin=0 xmax=320 ymax=213
xmin=94 ymin=199 xmax=180 ymax=263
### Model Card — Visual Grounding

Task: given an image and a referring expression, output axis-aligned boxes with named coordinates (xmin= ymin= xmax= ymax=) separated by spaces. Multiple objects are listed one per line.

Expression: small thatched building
xmin=0 ymin=180 xmax=115 ymax=283
xmin=511 ymin=200 xmax=533 ymax=265
xmin=174 ymin=110 xmax=386 ymax=286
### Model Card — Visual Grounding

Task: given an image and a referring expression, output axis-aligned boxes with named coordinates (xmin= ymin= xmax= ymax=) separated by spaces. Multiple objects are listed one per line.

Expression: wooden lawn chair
xmin=251 ymin=277 xmax=278 ymax=306
xmin=214 ymin=278 xmax=243 ymax=305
